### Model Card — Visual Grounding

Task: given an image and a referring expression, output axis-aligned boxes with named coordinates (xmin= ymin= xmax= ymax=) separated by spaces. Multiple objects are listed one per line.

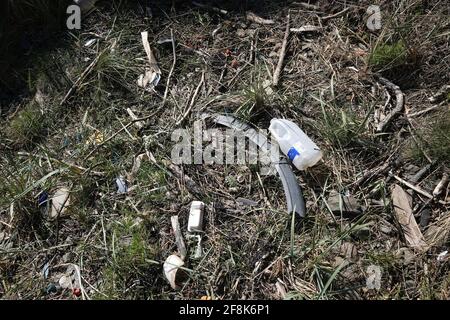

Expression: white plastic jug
xmin=269 ymin=119 xmax=322 ymax=170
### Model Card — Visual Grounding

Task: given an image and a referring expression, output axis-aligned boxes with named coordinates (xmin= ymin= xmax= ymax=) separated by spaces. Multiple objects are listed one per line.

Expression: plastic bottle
xmin=269 ymin=119 xmax=322 ymax=170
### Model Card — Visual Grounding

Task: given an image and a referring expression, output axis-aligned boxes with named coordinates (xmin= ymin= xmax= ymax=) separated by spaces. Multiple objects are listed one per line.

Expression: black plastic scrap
xmin=206 ymin=113 xmax=306 ymax=217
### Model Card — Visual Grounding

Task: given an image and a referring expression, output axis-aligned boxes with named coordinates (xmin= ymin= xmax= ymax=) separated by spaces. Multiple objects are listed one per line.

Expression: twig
xmin=376 ymin=76 xmax=404 ymax=132
xmin=60 ymin=47 xmax=108 ymax=105
xmin=17 ymin=152 xmax=104 ymax=176
xmin=246 ymin=11 xmax=274 ymax=25
xmin=390 ymin=173 xmax=448 ymax=205
xmin=408 ymin=101 xmax=446 ymax=118
xmin=126 ymin=108 xmax=145 ymax=129
xmin=83 ymin=112 xmax=159 ymax=161
xmin=273 ymin=13 xmax=290 ymax=87
xmin=290 ymin=25 xmax=322 ymax=33
xmin=192 ymin=1 xmax=227 ymax=15
xmin=321 ymin=7 xmax=350 ymax=21
xmin=292 ymin=2 xmax=320 ymax=11
xmin=171 ymin=215 xmax=187 ymax=260
xmin=163 ymin=29 xmax=177 ymax=105
xmin=176 ymin=71 xmax=205 ymax=126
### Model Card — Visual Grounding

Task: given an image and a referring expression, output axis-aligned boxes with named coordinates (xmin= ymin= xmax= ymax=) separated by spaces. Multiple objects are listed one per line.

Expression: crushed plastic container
xmin=269 ymin=119 xmax=322 ymax=170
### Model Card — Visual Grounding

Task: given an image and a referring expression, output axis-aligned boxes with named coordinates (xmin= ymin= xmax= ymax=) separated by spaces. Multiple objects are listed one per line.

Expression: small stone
xmin=326 ymin=190 xmax=363 ymax=217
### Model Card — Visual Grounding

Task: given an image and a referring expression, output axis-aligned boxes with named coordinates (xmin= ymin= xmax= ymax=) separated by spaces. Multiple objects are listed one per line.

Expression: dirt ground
xmin=0 ymin=0 xmax=449 ymax=300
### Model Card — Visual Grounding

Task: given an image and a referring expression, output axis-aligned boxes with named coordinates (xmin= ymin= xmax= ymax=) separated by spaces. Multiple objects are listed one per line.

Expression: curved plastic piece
xmin=208 ymin=114 xmax=306 ymax=217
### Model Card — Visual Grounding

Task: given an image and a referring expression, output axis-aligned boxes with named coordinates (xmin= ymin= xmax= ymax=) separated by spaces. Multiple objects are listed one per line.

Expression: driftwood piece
xmin=391 ymin=184 xmax=427 ymax=250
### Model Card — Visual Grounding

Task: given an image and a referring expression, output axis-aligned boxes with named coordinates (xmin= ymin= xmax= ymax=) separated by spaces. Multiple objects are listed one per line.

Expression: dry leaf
xmin=391 ymin=184 xmax=427 ymax=250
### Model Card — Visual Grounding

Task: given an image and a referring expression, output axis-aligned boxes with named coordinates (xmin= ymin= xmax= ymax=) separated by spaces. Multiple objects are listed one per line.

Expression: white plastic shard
xmin=116 ymin=177 xmax=128 ymax=194
xmin=50 ymin=187 xmax=70 ymax=219
xmin=163 ymin=254 xmax=185 ymax=290
xmin=187 ymin=201 xmax=205 ymax=233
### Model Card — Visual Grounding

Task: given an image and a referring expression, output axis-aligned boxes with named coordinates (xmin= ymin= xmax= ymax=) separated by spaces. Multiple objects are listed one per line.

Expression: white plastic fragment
xmin=188 ymin=201 xmax=205 ymax=233
xmin=116 ymin=177 xmax=128 ymax=194
xmin=163 ymin=254 xmax=185 ymax=290
xmin=50 ymin=187 xmax=70 ymax=219
xmin=84 ymin=38 xmax=97 ymax=47
xmin=437 ymin=250 xmax=448 ymax=262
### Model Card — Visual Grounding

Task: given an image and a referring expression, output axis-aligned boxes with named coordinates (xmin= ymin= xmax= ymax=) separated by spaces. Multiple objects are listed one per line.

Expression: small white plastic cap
xmin=188 ymin=201 xmax=205 ymax=233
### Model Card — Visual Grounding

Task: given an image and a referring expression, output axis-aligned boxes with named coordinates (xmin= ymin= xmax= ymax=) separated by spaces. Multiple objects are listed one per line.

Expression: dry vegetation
xmin=0 ymin=0 xmax=449 ymax=300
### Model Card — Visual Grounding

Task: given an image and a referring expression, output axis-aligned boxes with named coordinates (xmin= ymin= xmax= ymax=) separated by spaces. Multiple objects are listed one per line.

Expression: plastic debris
xmin=84 ymin=38 xmax=97 ymax=47
xmin=269 ymin=119 xmax=322 ymax=170
xmin=42 ymin=262 xmax=50 ymax=279
xmin=38 ymin=191 xmax=49 ymax=207
xmin=116 ymin=176 xmax=128 ymax=194
xmin=163 ymin=255 xmax=185 ymax=290
xmin=188 ymin=201 xmax=205 ymax=233
xmin=50 ymin=187 xmax=70 ymax=220
xmin=208 ymin=113 xmax=306 ymax=217
xmin=437 ymin=250 xmax=448 ymax=262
